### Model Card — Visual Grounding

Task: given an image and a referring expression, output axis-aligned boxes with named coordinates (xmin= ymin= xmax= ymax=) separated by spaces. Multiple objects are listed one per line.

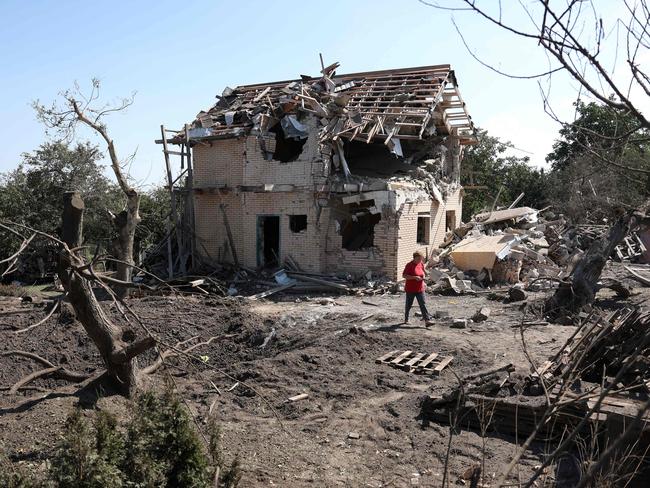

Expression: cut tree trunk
xmin=545 ymin=210 xmax=638 ymax=318
xmin=111 ymin=190 xmax=140 ymax=298
xmin=59 ymin=191 xmax=152 ymax=397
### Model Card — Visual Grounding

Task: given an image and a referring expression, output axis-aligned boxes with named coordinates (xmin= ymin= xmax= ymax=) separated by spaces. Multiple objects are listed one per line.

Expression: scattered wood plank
xmin=248 ymin=282 xmax=296 ymax=300
xmin=390 ymin=350 xmax=413 ymax=365
xmin=288 ymin=393 xmax=309 ymax=402
xmin=432 ymin=356 xmax=454 ymax=375
xmin=287 ymin=273 xmax=350 ymax=291
xmin=416 ymin=352 xmax=440 ymax=370
xmin=402 ymin=353 xmax=425 ymax=371
xmin=376 ymin=350 xmax=400 ymax=363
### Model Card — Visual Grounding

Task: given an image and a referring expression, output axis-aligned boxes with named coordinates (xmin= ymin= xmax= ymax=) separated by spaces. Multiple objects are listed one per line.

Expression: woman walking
xmin=402 ymin=251 xmax=433 ymax=325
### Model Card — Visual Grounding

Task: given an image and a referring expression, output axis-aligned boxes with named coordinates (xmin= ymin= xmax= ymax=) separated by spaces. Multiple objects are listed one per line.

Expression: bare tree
xmin=34 ymin=80 xmax=141 ymax=296
xmin=60 ymin=191 xmax=157 ymax=396
xmin=421 ymin=0 xmax=650 ymax=162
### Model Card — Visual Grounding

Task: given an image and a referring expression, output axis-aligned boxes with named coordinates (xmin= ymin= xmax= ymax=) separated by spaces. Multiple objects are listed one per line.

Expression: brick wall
xmin=390 ymin=187 xmax=462 ymax=278
xmin=395 ymin=200 xmax=436 ymax=279
xmin=191 ymin=133 xmax=464 ymax=280
xmin=193 ymin=139 xmax=245 ymax=188
xmin=194 ymin=190 xmax=324 ymax=273
xmin=193 ymin=192 xmax=242 ymax=264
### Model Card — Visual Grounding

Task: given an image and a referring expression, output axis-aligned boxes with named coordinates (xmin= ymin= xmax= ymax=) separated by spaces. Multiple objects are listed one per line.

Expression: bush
xmin=124 ymin=390 xmax=210 ymax=488
xmin=0 ymin=391 xmax=241 ymax=488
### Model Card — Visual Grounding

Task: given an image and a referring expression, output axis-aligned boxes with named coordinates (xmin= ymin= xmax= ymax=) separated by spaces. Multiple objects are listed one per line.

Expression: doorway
xmin=257 ymin=215 xmax=280 ymax=268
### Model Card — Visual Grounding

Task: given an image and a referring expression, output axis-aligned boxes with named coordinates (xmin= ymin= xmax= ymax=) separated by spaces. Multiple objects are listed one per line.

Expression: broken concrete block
xmin=508 ymin=286 xmax=527 ymax=302
xmin=429 ymin=268 xmax=448 ymax=282
xmin=472 ymin=307 xmax=491 ymax=322
xmin=348 ymin=432 xmax=360 ymax=439
xmin=450 ymin=319 xmax=468 ymax=329
xmin=434 ymin=310 xmax=450 ymax=319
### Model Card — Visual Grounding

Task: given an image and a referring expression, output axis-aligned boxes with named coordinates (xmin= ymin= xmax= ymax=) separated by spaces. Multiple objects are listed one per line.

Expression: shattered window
xmin=417 ymin=214 xmax=430 ymax=244
xmin=289 ymin=215 xmax=308 ymax=233
xmin=342 ymin=212 xmax=381 ymax=251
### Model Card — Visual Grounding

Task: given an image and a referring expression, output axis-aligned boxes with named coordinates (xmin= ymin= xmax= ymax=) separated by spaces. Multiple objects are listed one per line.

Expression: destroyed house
xmin=160 ymin=63 xmax=477 ymax=279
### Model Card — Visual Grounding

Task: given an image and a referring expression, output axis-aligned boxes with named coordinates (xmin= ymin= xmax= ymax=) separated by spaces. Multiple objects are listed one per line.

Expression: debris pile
xmin=222 ymin=266 xmax=398 ymax=300
xmin=529 ymin=306 xmax=650 ymax=389
xmin=421 ymin=306 xmax=650 ymax=440
xmin=427 ymin=205 xmax=649 ymax=294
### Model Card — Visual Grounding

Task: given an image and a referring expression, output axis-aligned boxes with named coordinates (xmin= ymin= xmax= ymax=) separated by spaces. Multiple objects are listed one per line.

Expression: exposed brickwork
xmin=192 ymin=140 xmax=463 ymax=279
xmin=193 ymin=139 xmax=245 ymax=188
xmin=243 ymin=135 xmax=328 ymax=189
xmin=194 ymin=190 xmax=324 ymax=272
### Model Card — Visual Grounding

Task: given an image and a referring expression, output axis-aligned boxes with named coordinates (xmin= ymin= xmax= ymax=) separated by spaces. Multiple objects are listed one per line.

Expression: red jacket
xmin=403 ymin=261 xmax=426 ymax=293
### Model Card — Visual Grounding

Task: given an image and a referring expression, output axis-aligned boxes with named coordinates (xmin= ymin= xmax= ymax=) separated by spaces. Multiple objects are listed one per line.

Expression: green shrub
xmin=1 ymin=390 xmax=241 ymax=488
xmin=49 ymin=410 xmax=123 ymax=488
xmin=124 ymin=390 xmax=209 ymax=488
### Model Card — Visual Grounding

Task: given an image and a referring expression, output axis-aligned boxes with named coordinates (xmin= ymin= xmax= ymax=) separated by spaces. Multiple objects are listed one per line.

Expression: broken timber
xmin=248 ymin=282 xmax=296 ymax=300
xmin=286 ymin=272 xmax=350 ymax=291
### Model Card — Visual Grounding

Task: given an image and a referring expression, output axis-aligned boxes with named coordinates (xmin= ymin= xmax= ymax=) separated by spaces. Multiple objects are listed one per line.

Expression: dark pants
xmin=405 ymin=292 xmax=430 ymax=322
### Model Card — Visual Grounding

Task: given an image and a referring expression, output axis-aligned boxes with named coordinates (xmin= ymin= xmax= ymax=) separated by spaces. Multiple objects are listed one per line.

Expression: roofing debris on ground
xmin=427 ymin=202 xmax=650 ymax=298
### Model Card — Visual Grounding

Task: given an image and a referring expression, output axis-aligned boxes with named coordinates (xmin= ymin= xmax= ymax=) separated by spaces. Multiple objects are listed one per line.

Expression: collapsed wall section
xmin=323 ymin=197 xmax=399 ymax=279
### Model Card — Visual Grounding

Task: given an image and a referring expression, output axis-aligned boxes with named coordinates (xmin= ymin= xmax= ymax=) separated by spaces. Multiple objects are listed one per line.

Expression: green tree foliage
xmin=136 ymin=186 xmax=171 ymax=260
xmin=2 ymin=391 xmax=241 ymax=488
xmin=0 ymin=142 xmax=171 ymax=277
xmin=0 ymin=142 xmax=122 ymax=245
xmin=460 ymin=129 xmax=549 ymax=221
xmin=545 ymin=101 xmax=650 ymax=222
xmin=546 ymin=100 xmax=645 ymax=171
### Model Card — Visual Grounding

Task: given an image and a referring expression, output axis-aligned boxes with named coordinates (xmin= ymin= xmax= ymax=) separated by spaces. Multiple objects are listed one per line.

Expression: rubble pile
xmin=427 ymin=205 xmax=649 ymax=294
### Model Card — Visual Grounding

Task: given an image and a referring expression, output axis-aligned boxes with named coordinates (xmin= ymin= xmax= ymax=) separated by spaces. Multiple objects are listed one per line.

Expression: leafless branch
xmin=426 ymin=0 xmax=650 ymax=135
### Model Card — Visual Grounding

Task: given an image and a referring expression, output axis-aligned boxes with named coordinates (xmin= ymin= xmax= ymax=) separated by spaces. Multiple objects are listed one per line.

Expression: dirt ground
xmin=1 ymin=267 xmax=647 ymax=487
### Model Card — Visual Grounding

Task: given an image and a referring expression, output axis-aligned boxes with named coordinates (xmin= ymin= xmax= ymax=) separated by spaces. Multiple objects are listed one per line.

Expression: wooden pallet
xmin=376 ymin=350 xmax=453 ymax=375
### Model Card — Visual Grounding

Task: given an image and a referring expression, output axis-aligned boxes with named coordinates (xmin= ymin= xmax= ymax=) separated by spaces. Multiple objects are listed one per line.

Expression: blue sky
xmin=0 ymin=0 xmax=596 ymax=187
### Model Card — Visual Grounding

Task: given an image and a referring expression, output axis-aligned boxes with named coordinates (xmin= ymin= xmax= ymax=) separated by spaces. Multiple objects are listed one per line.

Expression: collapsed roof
xmin=178 ymin=62 xmax=477 ymax=148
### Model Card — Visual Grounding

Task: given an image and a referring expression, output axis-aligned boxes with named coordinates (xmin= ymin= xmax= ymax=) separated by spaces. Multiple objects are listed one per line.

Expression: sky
xmin=0 ymin=0 xmax=630 ymax=189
